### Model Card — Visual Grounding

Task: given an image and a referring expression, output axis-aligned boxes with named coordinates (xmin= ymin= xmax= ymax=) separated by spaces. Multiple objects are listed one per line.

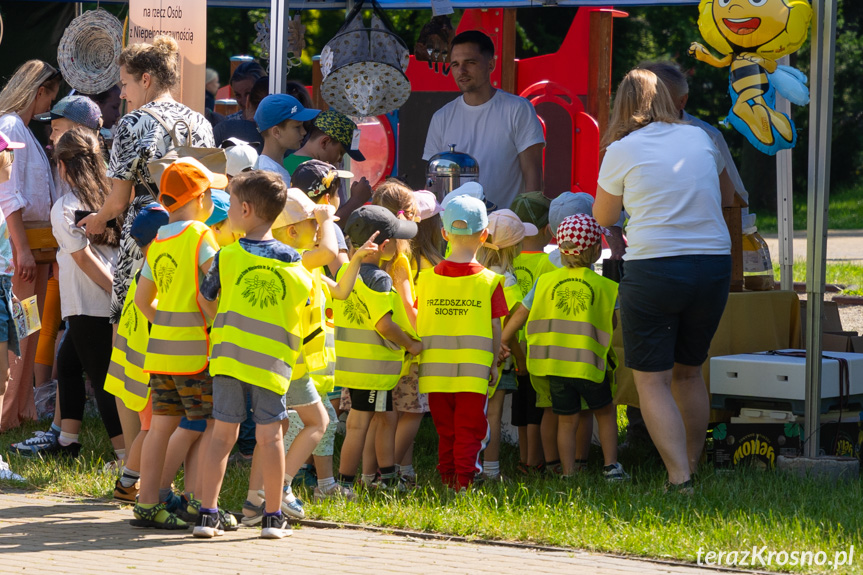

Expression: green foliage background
xmin=88 ymin=1 xmax=862 ymax=214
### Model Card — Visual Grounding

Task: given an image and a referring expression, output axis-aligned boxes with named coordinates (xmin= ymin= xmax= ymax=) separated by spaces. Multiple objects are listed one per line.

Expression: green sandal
xmin=219 ymin=508 xmax=239 ymax=531
xmin=131 ymin=502 xmax=190 ymax=530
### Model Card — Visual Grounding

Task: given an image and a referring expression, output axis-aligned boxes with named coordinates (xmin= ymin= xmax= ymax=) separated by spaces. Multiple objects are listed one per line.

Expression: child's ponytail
xmin=54 ymin=127 xmax=122 ymax=247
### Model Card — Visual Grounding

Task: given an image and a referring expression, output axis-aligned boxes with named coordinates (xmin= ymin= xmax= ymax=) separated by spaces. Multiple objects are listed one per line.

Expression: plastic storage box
xmin=710 ymin=349 xmax=863 ymax=414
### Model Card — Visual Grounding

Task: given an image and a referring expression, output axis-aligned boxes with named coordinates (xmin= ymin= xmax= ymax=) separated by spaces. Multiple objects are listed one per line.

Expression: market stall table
xmin=612 ymin=290 xmax=802 ymax=416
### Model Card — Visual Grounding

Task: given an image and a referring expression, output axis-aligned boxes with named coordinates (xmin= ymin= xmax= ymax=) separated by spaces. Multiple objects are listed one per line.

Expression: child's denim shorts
xmin=0 ymin=276 xmax=21 ymax=357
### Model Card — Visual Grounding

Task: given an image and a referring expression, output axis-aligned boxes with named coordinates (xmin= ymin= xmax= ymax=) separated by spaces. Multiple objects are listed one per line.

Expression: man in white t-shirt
xmin=422 ymin=31 xmax=545 ymax=211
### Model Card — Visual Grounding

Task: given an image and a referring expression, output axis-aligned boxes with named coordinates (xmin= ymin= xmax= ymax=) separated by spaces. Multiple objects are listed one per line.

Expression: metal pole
xmin=269 ymin=0 xmax=289 ymax=94
xmin=804 ymin=0 xmax=838 ymax=458
xmin=775 ymin=55 xmax=794 ymax=291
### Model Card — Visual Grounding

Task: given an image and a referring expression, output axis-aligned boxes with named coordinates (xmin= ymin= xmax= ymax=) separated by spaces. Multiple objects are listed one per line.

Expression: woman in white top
xmin=593 ymin=69 xmax=732 ymax=492
xmin=0 ymin=60 xmax=61 ymax=431
xmin=48 ymin=128 xmax=122 ymax=458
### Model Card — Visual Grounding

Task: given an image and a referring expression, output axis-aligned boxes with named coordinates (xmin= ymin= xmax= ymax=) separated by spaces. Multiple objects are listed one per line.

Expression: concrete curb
xmin=293 ymin=518 xmax=776 ymax=574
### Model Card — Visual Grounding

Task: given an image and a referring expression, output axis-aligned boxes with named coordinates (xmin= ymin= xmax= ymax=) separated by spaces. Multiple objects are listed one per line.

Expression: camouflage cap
xmin=510 ymin=191 xmax=551 ymax=230
xmin=314 ymin=111 xmax=365 ymax=162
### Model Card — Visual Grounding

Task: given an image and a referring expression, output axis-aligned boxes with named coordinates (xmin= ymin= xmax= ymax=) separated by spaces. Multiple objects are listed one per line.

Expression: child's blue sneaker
xmin=258 ymin=487 xmax=304 ymax=519
xmin=293 ymin=465 xmax=318 ymax=489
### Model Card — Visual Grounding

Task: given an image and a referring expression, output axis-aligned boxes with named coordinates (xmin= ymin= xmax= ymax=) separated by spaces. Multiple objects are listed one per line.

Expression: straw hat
xmin=57 ymin=9 xmax=123 ymax=94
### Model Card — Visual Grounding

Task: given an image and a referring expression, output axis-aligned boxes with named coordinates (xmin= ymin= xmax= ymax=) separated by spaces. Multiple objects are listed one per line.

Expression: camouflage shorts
xmin=150 ymin=370 xmax=213 ymax=420
xmin=391 ymin=364 xmax=429 ymax=414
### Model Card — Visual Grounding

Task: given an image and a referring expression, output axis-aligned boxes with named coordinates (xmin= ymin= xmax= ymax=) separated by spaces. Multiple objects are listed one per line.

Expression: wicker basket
xmin=57 ymin=9 xmax=123 ymax=95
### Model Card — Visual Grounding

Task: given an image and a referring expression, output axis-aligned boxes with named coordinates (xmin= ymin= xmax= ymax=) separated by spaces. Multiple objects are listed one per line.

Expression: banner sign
xmin=129 ymin=0 xmax=207 ymax=113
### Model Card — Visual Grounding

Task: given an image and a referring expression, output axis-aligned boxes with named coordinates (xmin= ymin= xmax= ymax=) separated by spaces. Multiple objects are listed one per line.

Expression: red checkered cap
xmin=556 ymin=213 xmax=603 ymax=256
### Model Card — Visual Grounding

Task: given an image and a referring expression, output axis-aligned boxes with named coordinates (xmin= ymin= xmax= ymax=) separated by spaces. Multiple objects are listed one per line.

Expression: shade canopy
xmin=34 ymin=0 xmax=700 ymax=8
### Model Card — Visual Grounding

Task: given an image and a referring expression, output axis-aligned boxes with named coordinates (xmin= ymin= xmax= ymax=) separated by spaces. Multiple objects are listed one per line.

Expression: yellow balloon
xmin=698 ymin=0 xmax=812 ymax=60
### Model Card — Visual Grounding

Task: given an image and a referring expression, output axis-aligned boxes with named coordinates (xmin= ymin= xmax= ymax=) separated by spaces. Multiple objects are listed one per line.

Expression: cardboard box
xmin=822 ymin=332 xmax=863 ymax=353
xmin=800 ymin=300 xmax=843 ymax=335
xmin=799 ymin=300 xmax=863 ymax=352
xmin=712 ymin=421 xmax=802 ymax=470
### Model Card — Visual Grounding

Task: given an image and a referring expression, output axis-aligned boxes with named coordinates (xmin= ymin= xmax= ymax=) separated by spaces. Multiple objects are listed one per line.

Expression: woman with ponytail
xmin=0 ymin=60 xmax=61 ymax=431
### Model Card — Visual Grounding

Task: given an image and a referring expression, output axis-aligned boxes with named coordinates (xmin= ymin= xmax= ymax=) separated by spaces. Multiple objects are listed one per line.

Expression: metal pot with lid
xmin=426 ymin=145 xmax=479 ymax=202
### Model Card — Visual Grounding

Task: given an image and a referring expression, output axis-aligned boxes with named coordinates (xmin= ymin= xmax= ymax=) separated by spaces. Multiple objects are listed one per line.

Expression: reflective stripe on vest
xmin=154 ymin=310 xmax=206 ymax=328
xmin=333 ymin=264 xmax=413 ymax=391
xmin=526 ymin=318 xmax=612 ymax=349
xmin=208 ymin=242 xmax=313 ymax=395
xmin=525 ymin=266 xmax=617 ymax=381
xmin=104 ymin=275 xmax=152 ymax=411
xmin=416 ymin=267 xmax=502 ymax=394
xmin=143 ymin=221 xmax=217 ymax=375
xmin=211 ymin=342 xmax=293 ymax=381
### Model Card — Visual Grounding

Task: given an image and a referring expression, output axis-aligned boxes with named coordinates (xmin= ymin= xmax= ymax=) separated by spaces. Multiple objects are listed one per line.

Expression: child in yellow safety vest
xmin=239 ymin=187 xmax=350 ymax=521
xmin=335 ymin=205 xmax=422 ymax=496
xmin=366 ymin=181 xmax=427 ymax=489
xmin=132 ymin=158 xmax=226 ymax=530
xmin=476 ymin=209 xmax=537 ymax=482
xmin=194 ymin=171 xmax=376 ymax=538
xmin=105 ymin=203 xmax=169 ymax=503
xmin=193 ymin=171 xmax=305 ymax=538
xmin=509 ymin=192 xmax=553 ymax=474
xmin=416 ymin=195 xmax=508 ymax=491
xmin=501 ymin=214 xmax=628 ymax=480
xmin=278 ymin=159 xmax=350 ymax=493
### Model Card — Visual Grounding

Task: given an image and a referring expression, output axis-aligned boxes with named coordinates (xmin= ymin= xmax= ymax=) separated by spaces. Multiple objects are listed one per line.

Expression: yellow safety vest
xmin=104 ymin=273 xmax=151 ymax=411
xmin=333 ymin=264 xmax=413 ymax=391
xmin=416 ymin=267 xmax=502 ymax=394
xmin=143 ymin=221 xmax=218 ymax=375
xmin=309 ymin=279 xmax=336 ymax=394
xmin=288 ymin=249 xmax=336 ymax=394
xmin=526 ymin=266 xmax=618 ymax=382
xmin=209 ymin=242 xmax=313 ymax=395
xmin=513 ymin=251 xmax=553 ymax=345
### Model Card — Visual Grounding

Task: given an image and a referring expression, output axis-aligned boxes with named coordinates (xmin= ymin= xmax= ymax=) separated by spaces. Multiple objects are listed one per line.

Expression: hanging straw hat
xmin=57 ymin=9 xmax=123 ymax=94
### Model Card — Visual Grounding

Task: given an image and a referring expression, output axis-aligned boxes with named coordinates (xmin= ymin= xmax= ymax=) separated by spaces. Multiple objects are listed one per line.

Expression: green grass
xmin=773 ymin=260 xmax=863 ymax=295
xmin=3 ymin=411 xmax=863 ymax=574
xmin=756 ymin=183 xmax=863 ymax=234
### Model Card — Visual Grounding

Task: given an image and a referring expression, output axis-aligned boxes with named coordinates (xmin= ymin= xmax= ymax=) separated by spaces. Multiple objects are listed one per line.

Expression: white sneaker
xmin=313 ymin=483 xmax=357 ymax=501
xmin=0 ymin=455 xmax=24 ymax=482
xmin=258 ymin=487 xmax=305 ymax=519
xmin=260 ymin=514 xmax=292 ymax=539
xmin=192 ymin=511 xmax=224 ymax=538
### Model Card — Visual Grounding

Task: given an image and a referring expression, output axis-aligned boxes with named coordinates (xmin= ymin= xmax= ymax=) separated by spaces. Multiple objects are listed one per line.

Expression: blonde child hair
xmin=372 ymin=178 xmax=417 ymax=264
xmin=477 ymin=243 xmax=521 ymax=275
xmin=559 ymin=241 xmax=601 ymax=269
xmin=0 ymin=149 xmax=12 ymax=172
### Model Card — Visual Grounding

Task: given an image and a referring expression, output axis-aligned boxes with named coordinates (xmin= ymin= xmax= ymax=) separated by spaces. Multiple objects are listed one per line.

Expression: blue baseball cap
xmin=443 ymin=195 xmax=488 ymax=236
xmin=130 ymin=203 xmax=169 ymax=248
xmin=50 ymin=95 xmax=103 ymax=131
xmin=206 ymin=189 xmax=230 ymax=226
xmin=254 ymin=94 xmax=320 ymax=133
xmin=549 ymin=192 xmax=594 ymax=237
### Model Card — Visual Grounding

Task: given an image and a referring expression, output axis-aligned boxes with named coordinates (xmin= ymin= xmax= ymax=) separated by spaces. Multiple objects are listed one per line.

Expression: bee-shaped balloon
xmin=689 ymin=0 xmax=812 ymax=155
